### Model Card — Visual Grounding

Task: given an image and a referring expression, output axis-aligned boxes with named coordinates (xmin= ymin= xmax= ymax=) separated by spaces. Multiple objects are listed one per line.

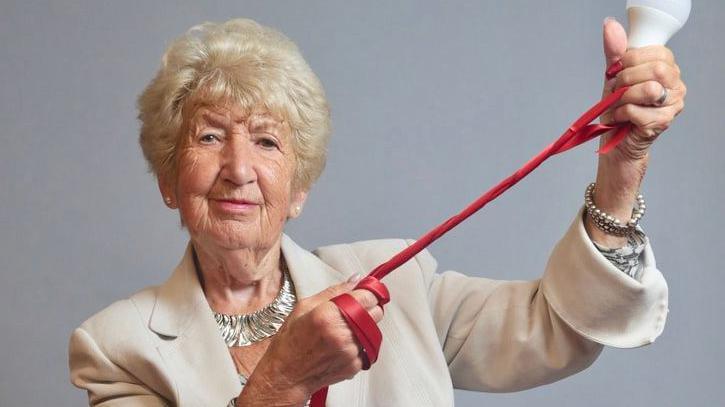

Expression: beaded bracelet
xmin=584 ymin=182 xmax=646 ymax=237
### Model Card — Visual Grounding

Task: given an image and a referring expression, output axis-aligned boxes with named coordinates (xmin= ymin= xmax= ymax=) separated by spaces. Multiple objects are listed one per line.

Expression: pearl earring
xmin=164 ymin=196 xmax=172 ymax=205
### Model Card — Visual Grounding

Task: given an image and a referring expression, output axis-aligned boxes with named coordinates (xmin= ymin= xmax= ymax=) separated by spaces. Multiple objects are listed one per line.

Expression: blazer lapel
xmin=280 ymin=233 xmax=348 ymax=298
xmin=149 ymin=243 xmax=242 ymax=406
xmin=148 ymin=236 xmax=365 ymax=406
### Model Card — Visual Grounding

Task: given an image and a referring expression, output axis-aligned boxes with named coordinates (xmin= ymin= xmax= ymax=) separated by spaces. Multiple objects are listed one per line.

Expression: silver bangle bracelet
xmin=584 ymin=182 xmax=646 ymax=237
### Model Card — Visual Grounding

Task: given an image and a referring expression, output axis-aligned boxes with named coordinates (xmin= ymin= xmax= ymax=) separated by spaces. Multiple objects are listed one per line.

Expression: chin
xmin=207 ymin=226 xmax=280 ymax=252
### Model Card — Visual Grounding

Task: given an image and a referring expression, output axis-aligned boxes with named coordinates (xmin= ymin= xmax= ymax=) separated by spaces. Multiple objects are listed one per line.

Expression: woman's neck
xmin=192 ymin=240 xmax=284 ymax=315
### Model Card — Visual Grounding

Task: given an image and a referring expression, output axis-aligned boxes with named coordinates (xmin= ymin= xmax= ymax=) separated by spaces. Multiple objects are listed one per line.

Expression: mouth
xmin=211 ymin=198 xmax=260 ymax=213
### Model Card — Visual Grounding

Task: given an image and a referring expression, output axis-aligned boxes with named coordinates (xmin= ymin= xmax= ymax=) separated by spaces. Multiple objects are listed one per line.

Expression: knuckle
xmin=655 ymin=46 xmax=672 ymax=61
xmin=371 ymin=307 xmax=384 ymax=323
xmin=623 ymin=50 xmax=639 ymax=67
xmin=326 ymin=284 xmax=347 ymax=298
xmin=344 ymin=359 xmax=363 ymax=380
xmin=343 ymin=343 xmax=360 ymax=359
xmin=352 ymin=357 xmax=363 ymax=372
xmin=612 ymin=106 xmax=624 ymax=122
xmin=330 ymin=332 xmax=350 ymax=349
xmin=657 ymin=112 xmax=672 ymax=127
xmin=652 ymin=62 xmax=668 ymax=82
xmin=617 ymin=71 xmax=630 ymax=86
xmin=644 ymin=81 xmax=661 ymax=101
xmin=664 ymin=47 xmax=675 ymax=63
xmin=310 ymin=305 xmax=333 ymax=328
xmin=323 ymin=286 xmax=339 ymax=297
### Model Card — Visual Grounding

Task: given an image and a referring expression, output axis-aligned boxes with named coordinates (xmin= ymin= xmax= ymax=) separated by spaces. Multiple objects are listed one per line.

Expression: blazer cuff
xmin=541 ymin=205 xmax=669 ymax=348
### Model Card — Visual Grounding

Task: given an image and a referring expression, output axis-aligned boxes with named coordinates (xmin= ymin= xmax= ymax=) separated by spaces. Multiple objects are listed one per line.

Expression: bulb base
xmin=627 ymin=5 xmax=684 ymax=48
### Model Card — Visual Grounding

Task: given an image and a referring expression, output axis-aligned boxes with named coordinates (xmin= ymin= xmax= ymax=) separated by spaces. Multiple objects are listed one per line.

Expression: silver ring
xmin=655 ymin=86 xmax=668 ymax=106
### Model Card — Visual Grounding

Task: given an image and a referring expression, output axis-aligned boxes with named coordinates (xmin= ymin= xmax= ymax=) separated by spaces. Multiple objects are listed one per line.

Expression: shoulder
xmin=313 ymin=237 xmax=439 ymax=285
xmin=68 ymin=286 xmax=178 ymax=402
xmin=71 ymin=285 xmax=159 ymax=356
xmin=314 ymin=237 xmax=408 ymax=261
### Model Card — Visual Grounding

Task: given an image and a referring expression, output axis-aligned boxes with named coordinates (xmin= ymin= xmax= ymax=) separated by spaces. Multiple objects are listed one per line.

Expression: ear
xmin=158 ymin=175 xmax=177 ymax=209
xmin=287 ymin=189 xmax=308 ymax=219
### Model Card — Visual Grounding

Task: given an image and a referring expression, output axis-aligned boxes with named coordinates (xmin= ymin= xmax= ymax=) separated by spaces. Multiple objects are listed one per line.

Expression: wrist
xmin=594 ymin=153 xmax=648 ymax=220
xmin=586 ymin=154 xmax=647 ymax=248
xmin=239 ymin=365 xmax=310 ymax=407
xmin=584 ymin=211 xmax=628 ymax=248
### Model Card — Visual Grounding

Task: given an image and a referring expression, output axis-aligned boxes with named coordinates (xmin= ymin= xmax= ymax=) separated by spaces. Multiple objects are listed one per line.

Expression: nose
xmin=219 ymin=137 xmax=257 ymax=186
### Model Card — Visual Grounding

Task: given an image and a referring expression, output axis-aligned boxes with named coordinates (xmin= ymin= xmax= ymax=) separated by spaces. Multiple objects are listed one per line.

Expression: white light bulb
xmin=626 ymin=0 xmax=691 ymax=48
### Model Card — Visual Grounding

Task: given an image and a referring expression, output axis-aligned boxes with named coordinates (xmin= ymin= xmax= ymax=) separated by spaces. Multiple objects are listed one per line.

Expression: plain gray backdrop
xmin=1 ymin=0 xmax=723 ymax=405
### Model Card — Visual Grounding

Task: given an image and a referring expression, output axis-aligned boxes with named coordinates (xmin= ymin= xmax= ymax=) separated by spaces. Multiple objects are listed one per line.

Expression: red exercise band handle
xmin=310 ymin=61 xmax=628 ymax=407
xmin=355 ymin=276 xmax=390 ymax=306
xmin=329 ymin=277 xmax=391 ymax=368
xmin=330 ymin=293 xmax=382 ymax=369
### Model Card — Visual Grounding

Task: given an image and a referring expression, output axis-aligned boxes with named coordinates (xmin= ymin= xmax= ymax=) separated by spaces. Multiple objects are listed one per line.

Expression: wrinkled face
xmin=163 ymin=102 xmax=307 ymax=252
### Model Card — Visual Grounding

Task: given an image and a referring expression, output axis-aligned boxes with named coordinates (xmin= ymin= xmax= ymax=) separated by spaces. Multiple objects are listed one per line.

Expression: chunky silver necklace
xmin=213 ymin=263 xmax=297 ymax=347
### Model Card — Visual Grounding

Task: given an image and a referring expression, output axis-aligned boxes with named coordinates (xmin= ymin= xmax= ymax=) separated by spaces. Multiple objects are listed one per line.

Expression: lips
xmin=212 ymin=198 xmax=260 ymax=213
xmin=215 ymin=198 xmax=258 ymax=205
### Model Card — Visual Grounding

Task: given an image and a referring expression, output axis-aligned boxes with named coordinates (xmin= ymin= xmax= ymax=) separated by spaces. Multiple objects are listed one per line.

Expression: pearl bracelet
xmin=584 ymin=182 xmax=646 ymax=237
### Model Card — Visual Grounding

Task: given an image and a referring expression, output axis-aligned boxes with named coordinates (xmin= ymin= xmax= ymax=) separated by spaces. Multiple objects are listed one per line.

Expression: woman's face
xmin=163 ymin=102 xmax=307 ymax=252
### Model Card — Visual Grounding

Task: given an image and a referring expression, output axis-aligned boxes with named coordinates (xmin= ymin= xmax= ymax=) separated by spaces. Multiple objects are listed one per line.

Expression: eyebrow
xmin=199 ymin=112 xmax=231 ymax=128
xmin=249 ymin=117 xmax=284 ymax=130
xmin=198 ymin=111 xmax=283 ymax=129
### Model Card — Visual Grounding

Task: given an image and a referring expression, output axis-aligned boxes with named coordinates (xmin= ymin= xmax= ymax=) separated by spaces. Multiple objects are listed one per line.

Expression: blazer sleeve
xmin=69 ymin=327 xmax=169 ymax=406
xmin=417 ymin=206 xmax=669 ymax=392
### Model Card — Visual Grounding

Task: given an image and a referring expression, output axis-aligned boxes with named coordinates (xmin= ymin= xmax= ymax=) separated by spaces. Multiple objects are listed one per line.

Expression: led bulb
xmin=626 ymin=0 xmax=691 ymax=48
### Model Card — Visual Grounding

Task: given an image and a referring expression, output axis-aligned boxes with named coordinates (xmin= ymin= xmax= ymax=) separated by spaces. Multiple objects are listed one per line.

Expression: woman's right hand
xmin=238 ymin=276 xmax=385 ymax=406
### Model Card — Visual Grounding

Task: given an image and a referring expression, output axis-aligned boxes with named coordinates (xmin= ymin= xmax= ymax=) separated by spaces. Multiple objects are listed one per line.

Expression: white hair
xmin=137 ymin=18 xmax=331 ymax=191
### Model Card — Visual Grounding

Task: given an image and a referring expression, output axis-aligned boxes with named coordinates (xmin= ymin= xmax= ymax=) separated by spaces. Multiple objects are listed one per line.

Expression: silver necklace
xmin=213 ymin=262 xmax=297 ymax=347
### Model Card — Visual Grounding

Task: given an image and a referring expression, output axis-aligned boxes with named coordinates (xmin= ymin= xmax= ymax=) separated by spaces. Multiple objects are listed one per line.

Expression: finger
xmin=620 ymin=45 xmax=675 ymax=69
xmin=603 ymin=17 xmax=627 ymax=67
xmin=611 ymin=81 xmax=683 ymax=109
xmin=367 ymin=306 xmax=384 ymax=323
xmin=601 ymin=17 xmax=627 ymax=98
xmin=612 ymin=103 xmax=679 ymax=130
xmin=301 ymin=280 xmax=356 ymax=311
xmin=343 ymin=357 xmax=364 ymax=381
xmin=348 ymin=289 xmax=379 ymax=310
xmin=614 ymin=61 xmax=681 ymax=89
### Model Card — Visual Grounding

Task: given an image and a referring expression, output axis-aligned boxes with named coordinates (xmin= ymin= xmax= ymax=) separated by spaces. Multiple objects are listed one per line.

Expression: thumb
xmin=603 ymin=17 xmax=628 ymax=68
xmin=301 ymin=273 xmax=362 ymax=310
xmin=601 ymin=16 xmax=629 ymax=127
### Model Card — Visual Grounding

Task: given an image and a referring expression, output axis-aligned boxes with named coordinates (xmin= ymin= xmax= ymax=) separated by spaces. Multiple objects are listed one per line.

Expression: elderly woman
xmin=69 ymin=17 xmax=684 ymax=406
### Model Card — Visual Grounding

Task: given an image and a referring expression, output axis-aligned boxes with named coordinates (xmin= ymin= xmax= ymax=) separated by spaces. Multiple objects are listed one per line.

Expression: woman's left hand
xmin=599 ymin=18 xmax=687 ymax=163
xmin=586 ymin=18 xmax=686 ymax=247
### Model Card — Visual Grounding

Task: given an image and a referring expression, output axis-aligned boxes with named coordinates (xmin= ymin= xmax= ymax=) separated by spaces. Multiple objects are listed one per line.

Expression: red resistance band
xmin=310 ymin=62 xmax=628 ymax=407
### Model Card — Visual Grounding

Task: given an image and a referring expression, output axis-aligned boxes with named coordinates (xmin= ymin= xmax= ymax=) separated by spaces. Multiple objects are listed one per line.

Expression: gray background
xmin=1 ymin=0 xmax=723 ymax=405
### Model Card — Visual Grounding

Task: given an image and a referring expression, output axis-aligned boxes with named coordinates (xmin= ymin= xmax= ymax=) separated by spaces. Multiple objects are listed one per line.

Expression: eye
xmin=257 ymin=136 xmax=279 ymax=150
xmin=199 ymin=133 xmax=220 ymax=144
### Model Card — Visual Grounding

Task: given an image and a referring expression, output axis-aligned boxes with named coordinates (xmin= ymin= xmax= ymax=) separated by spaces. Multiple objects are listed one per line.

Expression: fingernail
xmin=606 ymin=60 xmax=623 ymax=79
xmin=603 ymin=16 xmax=616 ymax=26
xmin=346 ymin=273 xmax=362 ymax=284
xmin=605 ymin=78 xmax=616 ymax=92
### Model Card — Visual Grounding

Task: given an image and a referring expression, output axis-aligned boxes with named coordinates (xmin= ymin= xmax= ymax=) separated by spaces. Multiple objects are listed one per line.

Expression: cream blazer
xmin=69 ymin=207 xmax=669 ymax=406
